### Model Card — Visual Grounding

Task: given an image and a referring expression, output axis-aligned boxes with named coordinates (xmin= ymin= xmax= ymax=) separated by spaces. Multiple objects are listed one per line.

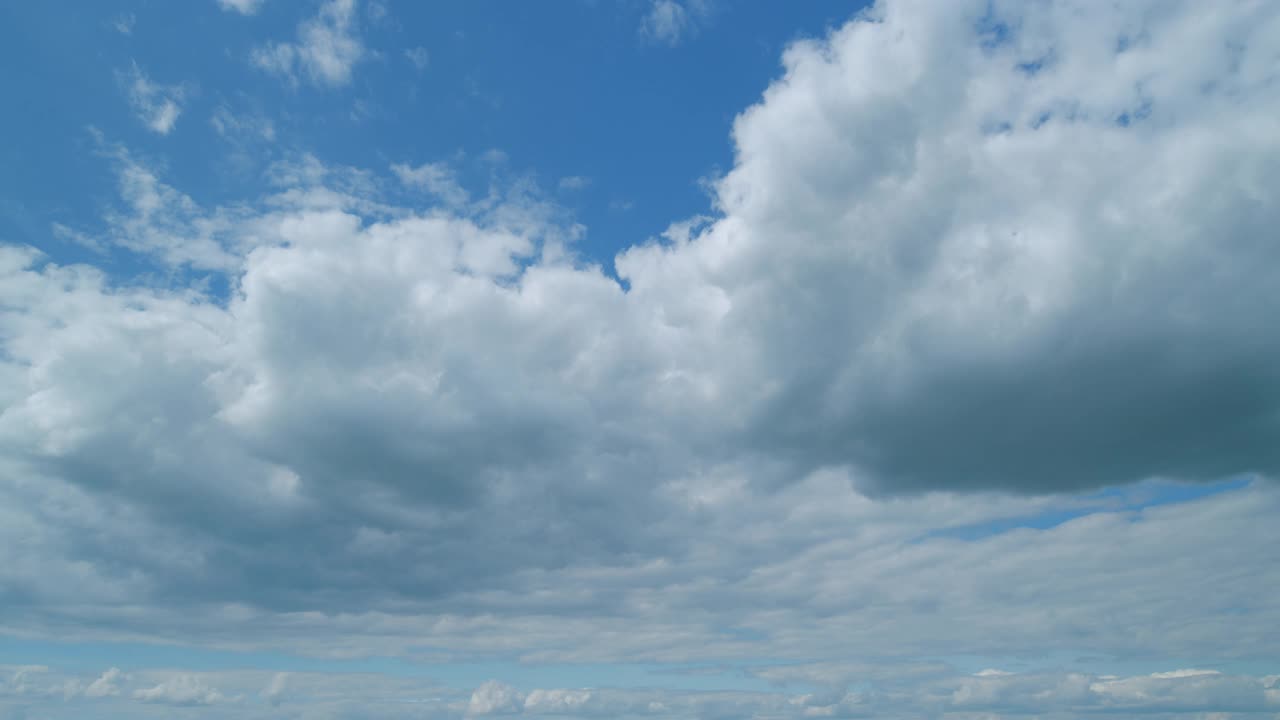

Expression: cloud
xmin=60 ymin=140 xmax=248 ymax=269
xmin=116 ymin=63 xmax=185 ymax=135
xmin=640 ymin=0 xmax=711 ymax=46
xmin=4 ymin=663 xmax=1279 ymax=718
xmin=252 ymin=0 xmax=365 ymax=88
xmin=262 ymin=672 xmax=289 ymax=705
xmin=391 ymin=161 xmax=469 ymax=207
xmin=453 ymin=671 xmax=1280 ymax=718
xmin=467 ymin=680 xmax=523 ymax=715
xmin=404 ymin=46 xmax=429 ymax=71
xmin=132 ymin=675 xmax=231 ymax=705
xmin=621 ymin=0 xmax=1280 ymax=494
xmin=2 ymin=0 xmax=1280 ymax=711
xmin=210 ymin=105 xmax=276 ymax=143
xmin=83 ymin=669 xmax=123 ymax=698
xmin=111 ymin=14 xmax=135 ymax=35
xmin=558 ymin=176 xmax=591 ymax=192
xmin=216 ymin=0 xmax=263 ymax=15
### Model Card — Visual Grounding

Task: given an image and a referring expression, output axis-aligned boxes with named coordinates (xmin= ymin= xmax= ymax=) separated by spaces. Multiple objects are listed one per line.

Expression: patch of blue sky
xmin=0 ymin=0 xmax=866 ymax=283
xmin=923 ymin=475 xmax=1255 ymax=543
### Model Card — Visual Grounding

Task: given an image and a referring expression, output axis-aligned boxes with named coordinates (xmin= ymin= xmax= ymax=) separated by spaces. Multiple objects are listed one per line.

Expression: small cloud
xmin=365 ymin=0 xmax=389 ymax=24
xmin=84 ymin=668 xmax=124 ymax=698
xmin=404 ymin=46 xmax=430 ymax=71
xmin=480 ymin=149 xmax=508 ymax=166
xmin=117 ymin=62 xmax=186 ymax=135
xmin=112 ymin=13 xmax=136 ymax=35
xmin=467 ymin=680 xmax=523 ymax=716
xmin=133 ymin=675 xmax=231 ymax=706
xmin=252 ymin=0 xmax=365 ymax=88
xmin=1149 ymin=669 xmax=1222 ymax=679
xmin=392 ymin=161 xmax=468 ymax=207
xmin=51 ymin=222 xmax=108 ymax=254
xmin=349 ymin=97 xmax=376 ymax=123
xmin=210 ymin=105 xmax=276 ymax=142
xmin=558 ymin=176 xmax=591 ymax=192
xmin=217 ymin=0 xmax=264 ymax=15
xmin=262 ymin=672 xmax=289 ymax=706
xmin=640 ymin=0 xmax=711 ymax=47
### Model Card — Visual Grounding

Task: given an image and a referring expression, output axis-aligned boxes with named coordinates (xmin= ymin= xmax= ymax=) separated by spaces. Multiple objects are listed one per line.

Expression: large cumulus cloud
xmin=617 ymin=0 xmax=1280 ymax=493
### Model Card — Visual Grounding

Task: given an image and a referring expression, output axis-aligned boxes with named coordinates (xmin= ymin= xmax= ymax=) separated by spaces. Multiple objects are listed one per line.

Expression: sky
xmin=0 ymin=0 xmax=1278 ymax=718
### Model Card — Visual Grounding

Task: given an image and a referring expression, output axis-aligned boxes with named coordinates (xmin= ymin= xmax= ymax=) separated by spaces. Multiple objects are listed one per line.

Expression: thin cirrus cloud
xmin=3 ymin=0 xmax=1280 ymax=718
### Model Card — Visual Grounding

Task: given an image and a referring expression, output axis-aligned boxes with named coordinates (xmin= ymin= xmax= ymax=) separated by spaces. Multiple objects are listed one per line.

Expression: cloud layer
xmin=3 ymin=0 xmax=1279 ymax=717
xmin=5 ymin=663 xmax=1280 ymax=719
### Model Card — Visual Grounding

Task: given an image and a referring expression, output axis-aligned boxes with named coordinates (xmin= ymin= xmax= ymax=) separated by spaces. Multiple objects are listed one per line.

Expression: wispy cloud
xmin=252 ymin=0 xmax=365 ymax=88
xmin=111 ymin=13 xmax=135 ymax=35
xmin=557 ymin=175 xmax=591 ymax=192
xmin=640 ymin=0 xmax=711 ymax=46
xmin=210 ymin=104 xmax=276 ymax=143
xmin=404 ymin=45 xmax=429 ymax=71
xmin=116 ymin=62 xmax=186 ymax=135
xmin=215 ymin=0 xmax=264 ymax=15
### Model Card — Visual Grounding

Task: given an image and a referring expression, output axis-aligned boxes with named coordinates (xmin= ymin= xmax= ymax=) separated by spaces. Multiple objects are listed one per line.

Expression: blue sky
xmin=1 ymin=0 xmax=856 ymax=273
xmin=2 ymin=1 xmax=1279 ymax=718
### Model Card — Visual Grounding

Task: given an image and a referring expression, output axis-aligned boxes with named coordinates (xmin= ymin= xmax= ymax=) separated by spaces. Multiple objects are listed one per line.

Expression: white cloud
xmin=557 ymin=175 xmax=591 ymax=192
xmin=216 ymin=0 xmax=263 ymax=15
xmin=404 ymin=46 xmax=430 ymax=71
xmin=133 ymin=675 xmax=231 ymax=705
xmin=2 ymin=665 xmax=49 ymax=696
xmin=252 ymin=0 xmax=365 ymax=88
xmin=391 ymin=161 xmax=469 ymax=207
xmin=116 ymin=63 xmax=186 ymax=135
xmin=210 ymin=105 xmax=276 ymax=142
xmin=467 ymin=680 xmax=523 ymax=715
xmin=262 ymin=672 xmax=289 ymax=705
xmin=3 ymin=1 xmax=1280 ymax=716
xmin=79 ymin=141 xmax=247 ymax=269
xmin=111 ymin=14 xmax=135 ymax=35
xmin=618 ymin=0 xmax=1280 ymax=495
xmin=83 ymin=668 xmax=123 ymax=698
xmin=640 ymin=0 xmax=711 ymax=46
xmin=4 ymin=663 xmax=1278 ymax=718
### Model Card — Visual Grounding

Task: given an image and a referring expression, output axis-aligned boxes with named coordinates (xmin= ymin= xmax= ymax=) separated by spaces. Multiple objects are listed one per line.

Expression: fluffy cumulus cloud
xmin=639 ymin=0 xmax=1280 ymax=497
xmin=252 ymin=0 xmax=365 ymax=88
xmin=4 ymin=0 xmax=1280 ymax=717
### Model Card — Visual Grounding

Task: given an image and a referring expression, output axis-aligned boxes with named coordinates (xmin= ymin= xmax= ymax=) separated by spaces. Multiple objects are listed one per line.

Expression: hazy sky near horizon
xmin=2 ymin=1 xmax=1279 ymax=718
